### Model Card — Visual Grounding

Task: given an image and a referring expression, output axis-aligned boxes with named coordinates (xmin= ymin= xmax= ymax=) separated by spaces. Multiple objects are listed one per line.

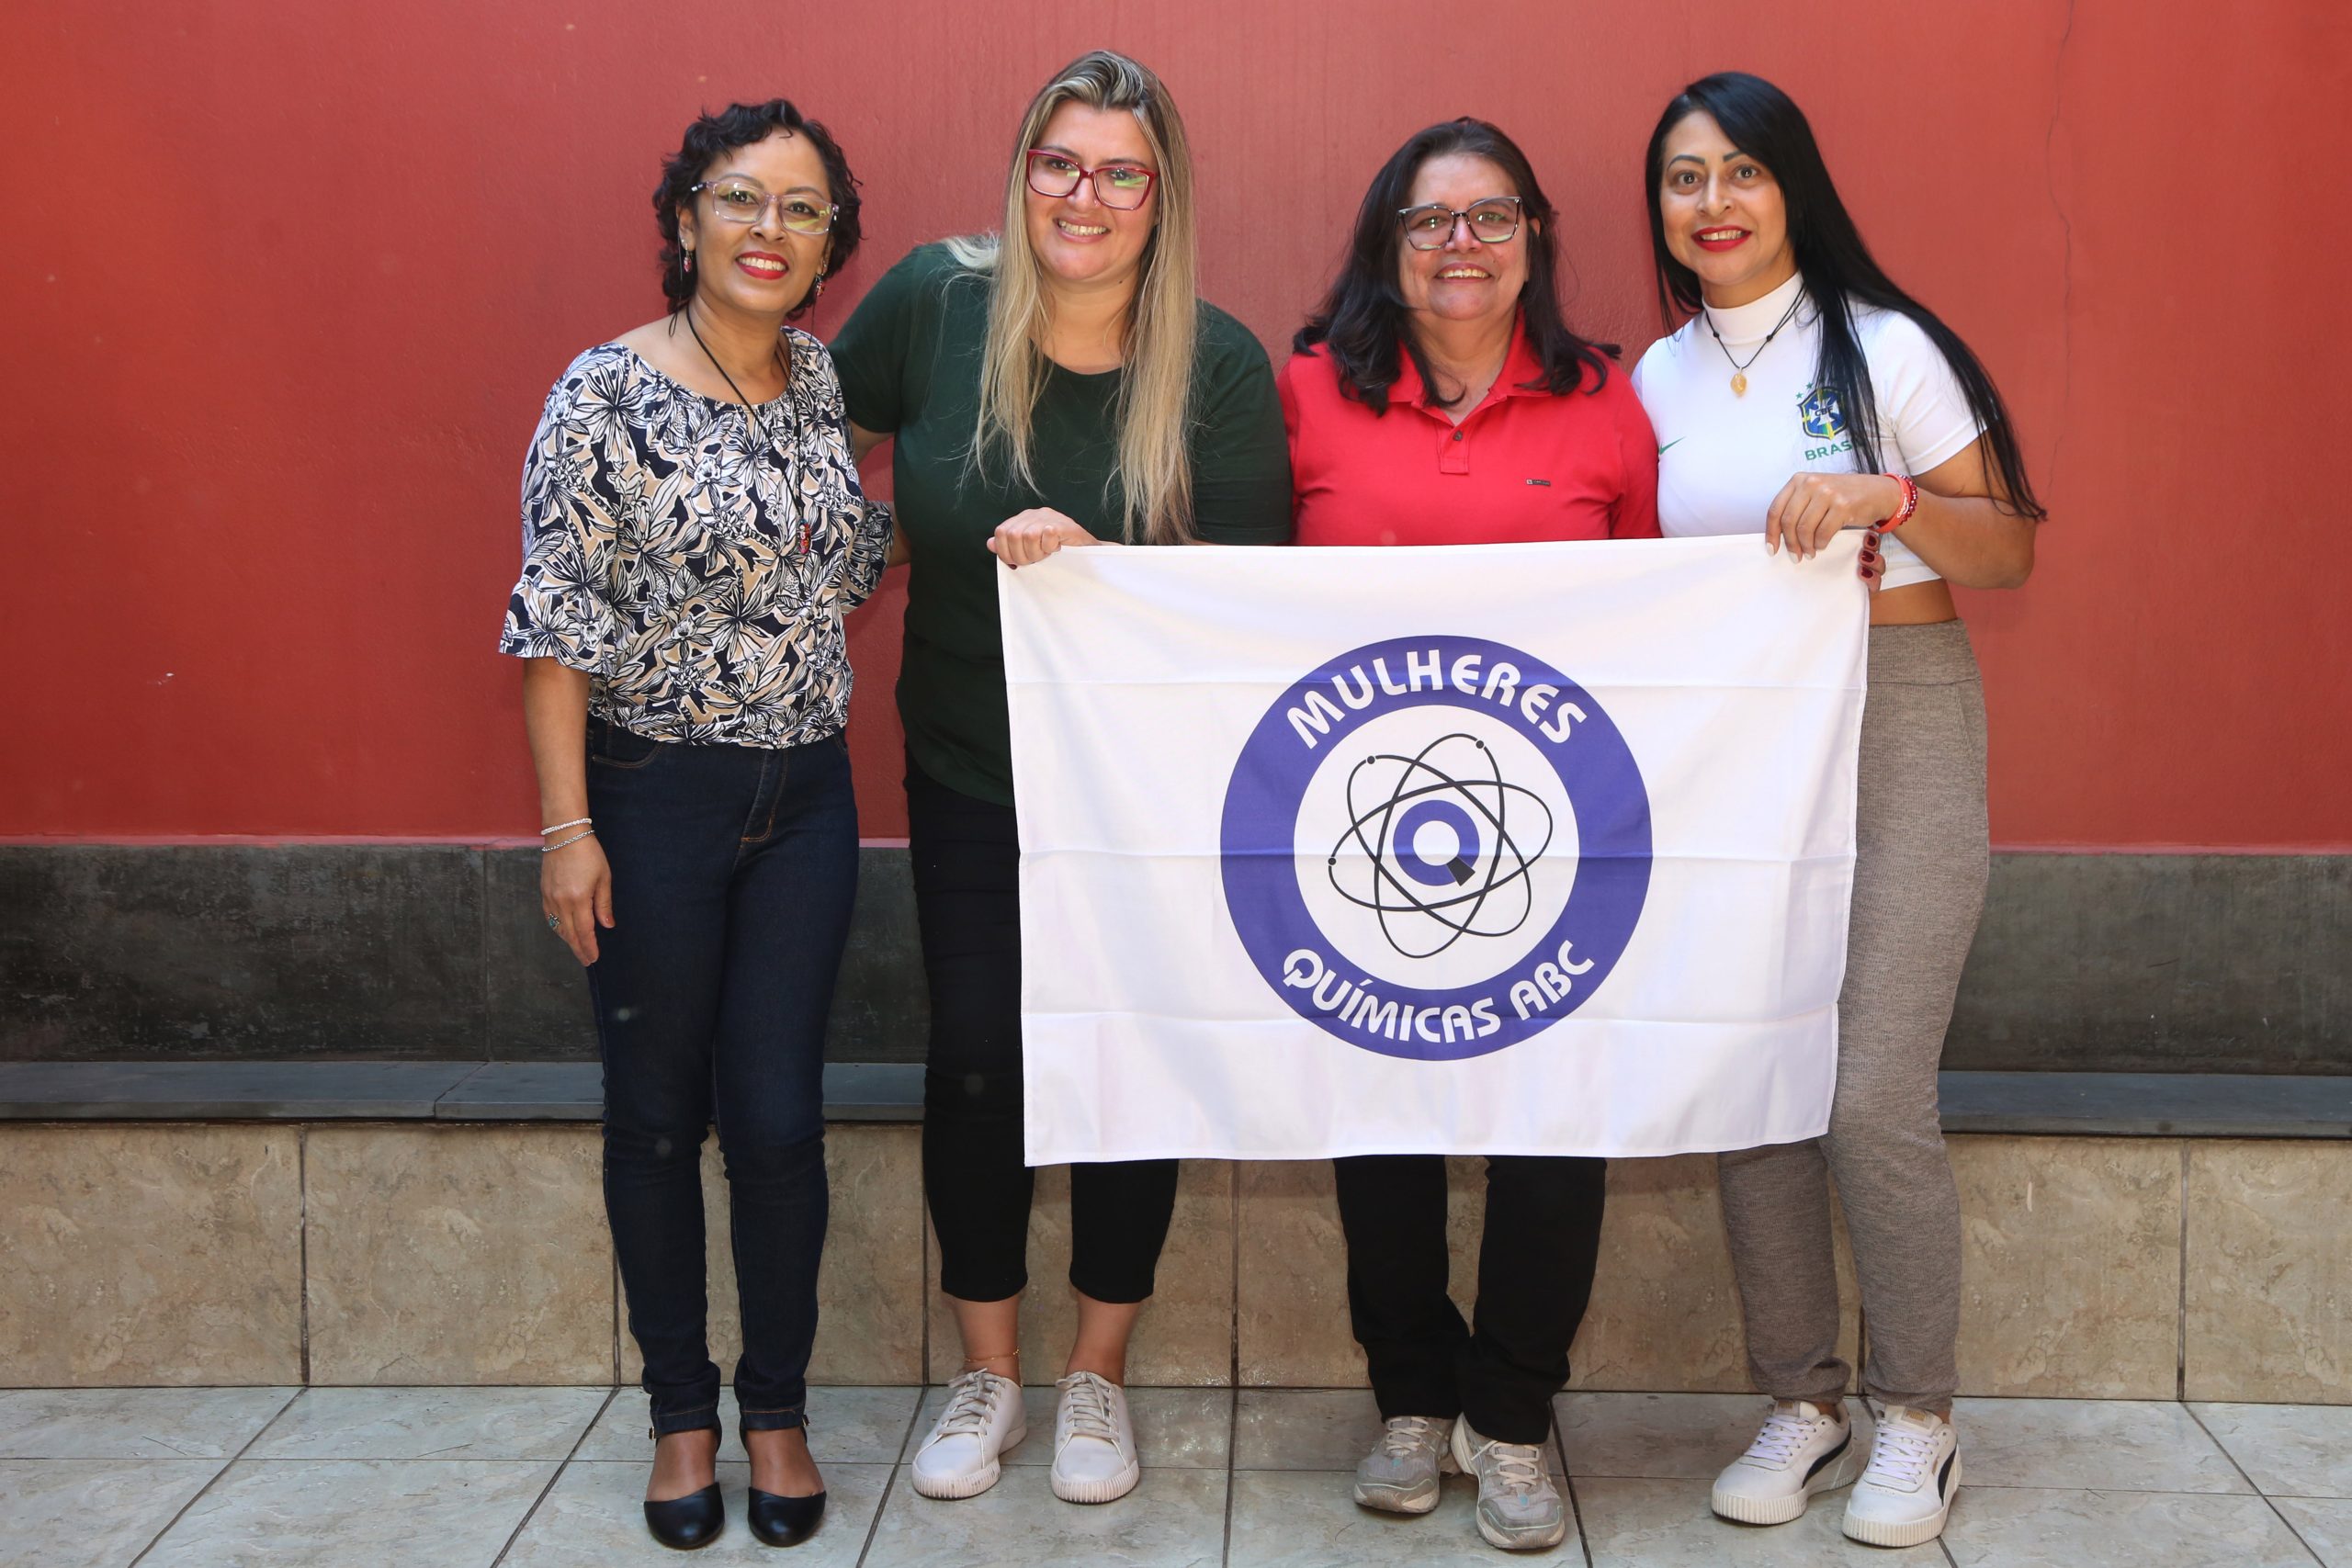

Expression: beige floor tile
xmin=1235 ymin=1387 xmax=1387 ymax=1472
xmin=2186 ymin=1141 xmax=2352 ymax=1402
xmin=1574 ymin=1474 xmax=1940 ymax=1564
xmin=1227 ymin=1468 xmax=1569 ymax=1563
xmin=2192 ymin=1403 xmax=2352 ymax=1498
xmin=0 ymin=1459 xmax=224 ymax=1568
xmin=138 ymin=1458 xmax=557 ymax=1567
xmin=1237 ymin=1161 xmax=1363 ymax=1388
xmin=1940 ymin=1487 xmax=2316 ymax=1567
xmin=1951 ymin=1397 xmax=2248 ymax=1493
xmin=578 ymin=1385 xmax=920 ymax=1466
xmin=2276 ymin=1497 xmax=2352 ymax=1566
xmin=0 ymin=1124 xmax=302 ymax=1385
xmin=245 ymin=1385 xmax=609 ymax=1461
xmin=1951 ymin=1134 xmax=2182 ymax=1399
xmin=927 ymin=1160 xmax=1234 ymax=1386
xmin=304 ymin=1124 xmax=613 ymax=1384
xmin=618 ymin=1125 xmax=927 ymax=1388
xmin=910 ymin=1383 xmax=1230 ymax=1469
xmin=1556 ymin=1391 xmax=1802 ymax=1481
xmin=500 ymin=1460 xmax=890 ymax=1565
xmin=0 ymin=1386 xmax=294 ymax=1460
xmin=861 ymin=1462 xmax=1227 ymax=1566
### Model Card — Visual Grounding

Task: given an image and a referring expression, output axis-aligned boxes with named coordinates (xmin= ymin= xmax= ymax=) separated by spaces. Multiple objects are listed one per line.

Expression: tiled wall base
xmin=2 ymin=1125 xmax=2341 ymax=1404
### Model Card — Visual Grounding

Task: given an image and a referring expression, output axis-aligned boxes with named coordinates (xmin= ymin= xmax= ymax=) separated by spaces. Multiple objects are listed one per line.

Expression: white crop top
xmin=1630 ymin=271 xmax=1982 ymax=591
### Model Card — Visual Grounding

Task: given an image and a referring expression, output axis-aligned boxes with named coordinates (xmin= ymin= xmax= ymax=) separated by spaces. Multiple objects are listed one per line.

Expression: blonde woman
xmin=831 ymin=50 xmax=1289 ymax=1505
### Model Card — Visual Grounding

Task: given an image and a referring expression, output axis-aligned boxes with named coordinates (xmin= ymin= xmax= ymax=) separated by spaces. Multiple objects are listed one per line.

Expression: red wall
xmin=6 ymin=0 xmax=2345 ymax=848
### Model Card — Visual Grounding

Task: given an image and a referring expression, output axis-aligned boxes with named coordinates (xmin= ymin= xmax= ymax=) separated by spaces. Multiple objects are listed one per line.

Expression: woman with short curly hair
xmin=500 ymin=97 xmax=890 ymax=1551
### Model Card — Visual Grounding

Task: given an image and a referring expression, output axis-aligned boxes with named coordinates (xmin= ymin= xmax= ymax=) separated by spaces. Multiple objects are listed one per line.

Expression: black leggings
xmin=906 ymin=761 xmax=1178 ymax=1304
xmin=1334 ymin=1154 xmax=1607 ymax=1444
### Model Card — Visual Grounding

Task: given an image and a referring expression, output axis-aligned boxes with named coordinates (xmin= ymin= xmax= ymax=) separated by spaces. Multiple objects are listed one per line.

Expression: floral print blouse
xmin=498 ymin=332 xmax=893 ymax=748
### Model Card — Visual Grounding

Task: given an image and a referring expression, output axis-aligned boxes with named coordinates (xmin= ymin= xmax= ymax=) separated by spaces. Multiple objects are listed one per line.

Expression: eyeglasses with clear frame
xmin=690 ymin=178 xmax=838 ymax=235
xmin=1023 ymin=149 xmax=1157 ymax=210
xmin=1396 ymin=197 xmax=1523 ymax=250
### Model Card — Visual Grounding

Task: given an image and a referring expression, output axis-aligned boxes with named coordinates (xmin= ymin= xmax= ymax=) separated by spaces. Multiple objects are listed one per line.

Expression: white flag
xmin=1000 ymin=533 xmax=1867 ymax=1163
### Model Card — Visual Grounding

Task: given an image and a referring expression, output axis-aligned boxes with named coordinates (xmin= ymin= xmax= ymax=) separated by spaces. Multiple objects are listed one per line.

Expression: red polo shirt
xmin=1277 ymin=322 xmax=1661 ymax=547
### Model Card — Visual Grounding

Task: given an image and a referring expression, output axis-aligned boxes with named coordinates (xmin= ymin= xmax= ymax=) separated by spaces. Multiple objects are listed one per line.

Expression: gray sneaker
xmin=1449 ymin=1416 xmax=1567 ymax=1551
xmin=1352 ymin=1415 xmax=1457 ymax=1514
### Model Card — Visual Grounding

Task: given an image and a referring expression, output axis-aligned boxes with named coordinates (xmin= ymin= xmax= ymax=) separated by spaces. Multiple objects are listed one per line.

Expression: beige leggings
xmin=1716 ymin=620 xmax=1989 ymax=1410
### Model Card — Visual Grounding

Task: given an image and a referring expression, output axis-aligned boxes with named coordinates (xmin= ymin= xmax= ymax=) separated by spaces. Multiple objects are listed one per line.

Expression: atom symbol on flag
xmin=1325 ymin=733 xmax=1555 ymax=960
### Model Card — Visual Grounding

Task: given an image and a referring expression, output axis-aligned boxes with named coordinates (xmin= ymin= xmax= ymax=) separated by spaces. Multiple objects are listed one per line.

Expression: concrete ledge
xmin=4 ymin=1061 xmax=2346 ymax=1139
xmin=0 ymin=1060 xmax=924 ymax=1122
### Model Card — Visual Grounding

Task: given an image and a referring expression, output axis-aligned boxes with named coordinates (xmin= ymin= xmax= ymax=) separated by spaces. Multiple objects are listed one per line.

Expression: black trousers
xmin=905 ymin=761 xmax=1178 ymax=1304
xmin=1333 ymin=1154 xmax=1608 ymax=1445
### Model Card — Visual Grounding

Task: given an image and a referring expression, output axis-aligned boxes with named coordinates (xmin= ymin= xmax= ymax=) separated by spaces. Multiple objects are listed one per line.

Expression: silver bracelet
xmin=542 ymin=828 xmax=597 ymax=853
xmin=541 ymin=817 xmax=593 ymax=836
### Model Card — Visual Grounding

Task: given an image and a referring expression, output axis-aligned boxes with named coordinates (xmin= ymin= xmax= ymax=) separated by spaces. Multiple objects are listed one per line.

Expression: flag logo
xmin=1219 ymin=635 xmax=1652 ymax=1061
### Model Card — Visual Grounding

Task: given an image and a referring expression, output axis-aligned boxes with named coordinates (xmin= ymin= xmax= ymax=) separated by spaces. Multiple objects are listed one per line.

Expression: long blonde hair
xmin=944 ymin=50 xmax=1201 ymax=545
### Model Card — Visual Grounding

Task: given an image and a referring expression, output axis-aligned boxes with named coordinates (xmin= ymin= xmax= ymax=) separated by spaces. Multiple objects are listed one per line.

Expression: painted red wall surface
xmin=5 ymin=0 xmax=2345 ymax=847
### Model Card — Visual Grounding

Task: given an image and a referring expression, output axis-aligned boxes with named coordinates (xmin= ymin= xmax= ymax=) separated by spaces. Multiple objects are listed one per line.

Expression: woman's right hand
xmin=541 ymin=834 xmax=615 ymax=966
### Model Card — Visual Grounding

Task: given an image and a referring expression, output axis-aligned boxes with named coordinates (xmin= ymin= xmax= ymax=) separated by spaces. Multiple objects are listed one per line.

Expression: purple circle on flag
xmin=1218 ymin=635 xmax=1651 ymax=1061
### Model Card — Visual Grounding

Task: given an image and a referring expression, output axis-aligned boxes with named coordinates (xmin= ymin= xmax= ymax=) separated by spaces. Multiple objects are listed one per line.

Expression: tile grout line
xmin=851 ymin=1389 xmax=930 ymax=1568
xmin=125 ymin=1385 xmax=304 ymax=1567
xmin=1553 ymin=1409 xmax=1596 ymax=1568
xmin=1220 ymin=1376 xmax=1241 ymax=1566
xmin=297 ymin=1124 xmax=311 ymax=1387
xmin=490 ymin=1384 xmax=617 ymax=1566
xmin=2177 ymin=1143 xmax=2190 ymax=1403
xmin=2182 ymin=1403 xmax=2328 ymax=1565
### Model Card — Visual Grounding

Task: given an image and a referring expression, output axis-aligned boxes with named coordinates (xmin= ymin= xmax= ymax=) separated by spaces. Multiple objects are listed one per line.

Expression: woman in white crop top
xmin=1630 ymin=72 xmax=2046 ymax=1551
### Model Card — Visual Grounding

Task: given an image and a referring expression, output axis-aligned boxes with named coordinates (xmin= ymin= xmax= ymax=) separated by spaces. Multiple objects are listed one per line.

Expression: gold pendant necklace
xmin=1703 ymin=290 xmax=1804 ymax=397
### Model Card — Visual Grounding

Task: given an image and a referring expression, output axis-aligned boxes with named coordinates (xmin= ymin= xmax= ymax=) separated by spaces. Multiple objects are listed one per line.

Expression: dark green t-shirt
xmin=831 ymin=243 xmax=1293 ymax=805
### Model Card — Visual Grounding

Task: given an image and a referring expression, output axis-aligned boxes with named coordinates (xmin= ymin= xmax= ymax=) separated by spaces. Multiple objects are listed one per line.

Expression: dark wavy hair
xmin=653 ymin=99 xmax=863 ymax=318
xmin=1645 ymin=73 xmax=2044 ymax=518
xmin=1295 ymin=118 xmax=1614 ymax=413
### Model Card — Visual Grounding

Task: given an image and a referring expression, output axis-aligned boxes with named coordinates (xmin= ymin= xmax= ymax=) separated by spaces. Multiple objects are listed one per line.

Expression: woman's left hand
xmin=988 ymin=508 xmax=1102 ymax=568
xmin=1765 ymin=472 xmax=1905 ymax=561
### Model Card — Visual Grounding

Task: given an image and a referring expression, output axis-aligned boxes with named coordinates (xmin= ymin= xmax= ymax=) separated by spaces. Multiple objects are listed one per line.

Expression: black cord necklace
xmin=683 ymin=308 xmax=809 ymax=555
xmin=683 ymin=307 xmax=790 ymax=453
xmin=1701 ymin=288 xmax=1804 ymax=398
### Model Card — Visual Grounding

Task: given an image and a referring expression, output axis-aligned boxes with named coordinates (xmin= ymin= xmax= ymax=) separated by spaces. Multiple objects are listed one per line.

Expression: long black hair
xmin=1297 ymin=118 xmax=1614 ymax=413
xmin=653 ymin=99 xmax=864 ymax=319
xmin=1645 ymin=73 xmax=2044 ymax=518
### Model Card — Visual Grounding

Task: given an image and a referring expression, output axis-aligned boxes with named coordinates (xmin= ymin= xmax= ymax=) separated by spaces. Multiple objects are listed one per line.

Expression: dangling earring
xmin=813 ymin=270 xmax=825 ymax=299
xmin=683 ymin=249 xmax=695 ymax=274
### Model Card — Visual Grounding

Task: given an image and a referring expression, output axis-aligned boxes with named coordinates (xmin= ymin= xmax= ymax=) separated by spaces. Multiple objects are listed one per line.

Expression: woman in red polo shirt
xmin=1276 ymin=117 xmax=1657 ymax=1555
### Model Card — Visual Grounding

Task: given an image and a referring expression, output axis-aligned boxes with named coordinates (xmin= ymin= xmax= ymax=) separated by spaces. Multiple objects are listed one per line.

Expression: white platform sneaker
xmin=1048 ymin=1371 xmax=1141 ymax=1504
xmin=1352 ymin=1416 xmax=1457 ymax=1514
xmin=1709 ymin=1401 xmax=1861 ymax=1525
xmin=910 ymin=1369 xmax=1026 ymax=1499
xmin=1842 ymin=1405 xmax=1960 ymax=1547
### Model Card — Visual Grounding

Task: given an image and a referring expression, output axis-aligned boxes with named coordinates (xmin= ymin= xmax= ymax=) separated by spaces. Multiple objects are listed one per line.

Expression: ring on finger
xmin=547 ymin=915 xmax=561 ymax=931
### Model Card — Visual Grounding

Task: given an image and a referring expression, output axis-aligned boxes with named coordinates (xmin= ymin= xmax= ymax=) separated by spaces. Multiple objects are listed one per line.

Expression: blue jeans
xmin=584 ymin=716 xmax=857 ymax=1436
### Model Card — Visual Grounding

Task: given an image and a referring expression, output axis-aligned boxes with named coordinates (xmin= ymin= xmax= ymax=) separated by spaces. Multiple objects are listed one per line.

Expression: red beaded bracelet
xmin=1880 ymin=472 xmax=1920 ymax=531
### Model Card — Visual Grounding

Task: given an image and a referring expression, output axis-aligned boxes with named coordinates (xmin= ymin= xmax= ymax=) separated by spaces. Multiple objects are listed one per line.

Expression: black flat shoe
xmin=747 ymin=1487 xmax=825 ymax=1547
xmin=643 ymin=1483 xmax=725 ymax=1551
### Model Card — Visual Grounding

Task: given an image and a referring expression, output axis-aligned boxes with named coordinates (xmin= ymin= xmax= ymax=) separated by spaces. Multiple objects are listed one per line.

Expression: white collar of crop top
xmin=1699 ymin=268 xmax=1814 ymax=347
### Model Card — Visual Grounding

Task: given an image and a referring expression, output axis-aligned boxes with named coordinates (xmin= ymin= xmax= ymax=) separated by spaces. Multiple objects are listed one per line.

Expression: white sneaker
xmin=1352 ymin=1415 xmax=1457 ymax=1514
xmin=1449 ymin=1416 xmax=1567 ymax=1551
xmin=1709 ymin=1401 xmax=1860 ymax=1525
xmin=1842 ymin=1405 xmax=1959 ymax=1547
xmin=1048 ymin=1371 xmax=1140 ymax=1504
xmin=910 ymin=1369 xmax=1025 ymax=1499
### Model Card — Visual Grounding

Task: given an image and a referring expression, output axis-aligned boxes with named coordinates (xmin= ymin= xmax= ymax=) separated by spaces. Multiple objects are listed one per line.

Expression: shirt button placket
xmin=1439 ymin=423 xmax=1470 ymax=477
